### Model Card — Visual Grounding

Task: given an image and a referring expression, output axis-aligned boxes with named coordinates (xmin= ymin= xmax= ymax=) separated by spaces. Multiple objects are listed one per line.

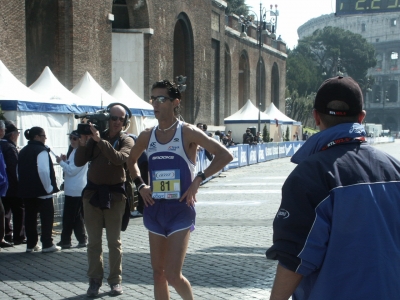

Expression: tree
xmin=286 ymin=49 xmax=321 ymax=97
xmin=286 ymin=26 xmax=376 ymax=126
xmin=225 ymin=0 xmax=249 ymax=16
xmin=0 ymin=106 xmax=5 ymax=120
xmin=285 ymin=126 xmax=290 ymax=141
xmin=286 ymin=91 xmax=315 ymax=128
xmin=287 ymin=27 xmax=376 ymax=97
xmin=298 ymin=26 xmax=376 ymax=81
xmin=263 ymin=123 xmax=270 ymax=143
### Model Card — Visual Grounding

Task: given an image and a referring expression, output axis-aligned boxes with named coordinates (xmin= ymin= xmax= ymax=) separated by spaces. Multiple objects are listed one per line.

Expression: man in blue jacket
xmin=266 ymin=76 xmax=400 ymax=300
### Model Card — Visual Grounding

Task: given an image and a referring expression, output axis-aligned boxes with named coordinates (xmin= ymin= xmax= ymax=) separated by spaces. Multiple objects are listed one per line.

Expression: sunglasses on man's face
xmin=150 ymin=96 xmax=175 ymax=103
xmin=110 ymin=116 xmax=125 ymax=122
xmin=69 ymin=136 xmax=78 ymax=141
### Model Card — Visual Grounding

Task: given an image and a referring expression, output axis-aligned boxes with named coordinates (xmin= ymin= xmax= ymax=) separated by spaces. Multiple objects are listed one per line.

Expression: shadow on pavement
xmin=0 ymin=250 xmax=276 ymax=289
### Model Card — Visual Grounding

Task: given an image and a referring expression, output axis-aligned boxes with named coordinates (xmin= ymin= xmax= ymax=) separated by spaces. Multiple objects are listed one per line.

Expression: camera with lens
xmin=75 ymin=109 xmax=110 ymax=135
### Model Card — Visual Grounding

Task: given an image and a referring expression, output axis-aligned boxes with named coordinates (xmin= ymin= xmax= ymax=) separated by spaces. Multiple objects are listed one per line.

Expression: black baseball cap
xmin=314 ymin=76 xmax=363 ymax=116
xmin=5 ymin=123 xmax=21 ymax=135
xmin=67 ymin=130 xmax=80 ymax=138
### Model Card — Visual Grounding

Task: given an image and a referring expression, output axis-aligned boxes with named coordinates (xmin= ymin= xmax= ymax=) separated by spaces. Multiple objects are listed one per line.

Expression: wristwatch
xmin=197 ymin=171 xmax=206 ymax=181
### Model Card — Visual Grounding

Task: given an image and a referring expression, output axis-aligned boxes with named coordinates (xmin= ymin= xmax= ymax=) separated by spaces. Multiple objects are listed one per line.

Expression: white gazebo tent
xmin=0 ymin=61 xmax=77 ymax=154
xmin=264 ymin=103 xmax=302 ymax=141
xmin=71 ymin=71 xmax=117 ymax=111
xmin=29 ymin=66 xmax=83 ymax=108
xmin=108 ymin=77 xmax=155 ymax=135
xmin=224 ymin=99 xmax=278 ymax=143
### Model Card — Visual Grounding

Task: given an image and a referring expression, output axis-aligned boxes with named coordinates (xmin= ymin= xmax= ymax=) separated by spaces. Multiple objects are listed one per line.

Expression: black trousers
xmin=24 ymin=198 xmax=54 ymax=249
xmin=3 ymin=196 xmax=25 ymax=242
xmin=60 ymin=195 xmax=86 ymax=244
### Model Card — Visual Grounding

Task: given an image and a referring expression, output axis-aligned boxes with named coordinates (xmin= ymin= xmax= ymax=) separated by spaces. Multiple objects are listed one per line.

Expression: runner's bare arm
xmin=269 ymin=264 xmax=303 ymax=300
xmin=180 ymin=124 xmax=233 ymax=206
xmin=128 ymin=128 xmax=154 ymax=206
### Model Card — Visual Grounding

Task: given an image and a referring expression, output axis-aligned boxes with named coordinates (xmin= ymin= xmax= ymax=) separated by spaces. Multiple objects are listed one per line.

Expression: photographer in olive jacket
xmin=74 ymin=104 xmax=134 ymax=297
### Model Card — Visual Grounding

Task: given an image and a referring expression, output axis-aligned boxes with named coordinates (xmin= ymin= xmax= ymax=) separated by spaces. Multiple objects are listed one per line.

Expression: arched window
xmin=271 ymin=63 xmax=279 ymax=108
xmin=112 ymin=0 xmax=129 ymax=29
xmin=256 ymin=57 xmax=266 ymax=111
xmin=238 ymin=51 xmax=250 ymax=109
xmin=173 ymin=13 xmax=194 ymax=123
xmin=374 ymin=85 xmax=381 ymax=102
xmin=390 ymin=52 xmax=398 ymax=70
xmin=224 ymin=44 xmax=232 ymax=117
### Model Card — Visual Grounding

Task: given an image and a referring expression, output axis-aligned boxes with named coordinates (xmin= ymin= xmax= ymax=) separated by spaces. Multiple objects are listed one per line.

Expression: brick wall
xmin=25 ymin=0 xmax=59 ymax=86
xmin=70 ymin=0 xmax=113 ymax=90
xmin=0 ymin=0 xmax=287 ymax=126
xmin=0 ymin=0 xmax=26 ymax=84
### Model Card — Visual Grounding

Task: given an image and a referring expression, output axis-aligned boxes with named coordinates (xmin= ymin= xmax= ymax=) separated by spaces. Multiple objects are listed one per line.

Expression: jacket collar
xmin=291 ymin=123 xmax=366 ymax=165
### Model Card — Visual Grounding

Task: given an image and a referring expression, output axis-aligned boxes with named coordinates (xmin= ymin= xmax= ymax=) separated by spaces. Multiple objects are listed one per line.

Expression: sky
xmin=245 ymin=0 xmax=336 ymax=49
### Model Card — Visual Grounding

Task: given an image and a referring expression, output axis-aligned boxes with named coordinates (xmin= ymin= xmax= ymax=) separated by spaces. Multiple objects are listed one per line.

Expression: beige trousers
xmin=82 ymin=190 xmax=126 ymax=285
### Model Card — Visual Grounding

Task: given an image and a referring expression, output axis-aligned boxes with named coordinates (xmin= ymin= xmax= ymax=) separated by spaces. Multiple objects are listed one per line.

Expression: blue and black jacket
xmin=266 ymin=123 xmax=400 ymax=300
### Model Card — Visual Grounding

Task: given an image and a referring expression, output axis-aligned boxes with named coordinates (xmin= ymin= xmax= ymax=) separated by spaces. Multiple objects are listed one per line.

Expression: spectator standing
xmin=18 ymin=127 xmax=60 ymax=253
xmin=213 ymin=130 xmax=221 ymax=143
xmin=202 ymin=123 xmax=209 ymax=136
xmin=56 ymin=130 xmax=88 ymax=249
xmin=75 ymin=104 xmax=134 ymax=297
xmin=128 ymin=79 xmax=233 ymax=299
xmin=0 ymin=120 xmax=12 ymax=249
xmin=255 ymin=131 xmax=263 ymax=143
xmin=243 ymin=128 xmax=254 ymax=144
xmin=0 ymin=121 xmax=26 ymax=245
xmin=302 ymin=130 xmax=308 ymax=141
xmin=266 ymin=76 xmax=400 ymax=299
xmin=223 ymin=133 xmax=235 ymax=147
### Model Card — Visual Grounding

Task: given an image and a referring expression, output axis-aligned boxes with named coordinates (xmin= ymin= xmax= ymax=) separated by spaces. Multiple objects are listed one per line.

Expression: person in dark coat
xmin=0 ymin=120 xmax=13 ymax=249
xmin=18 ymin=127 xmax=60 ymax=253
xmin=0 ymin=121 xmax=26 ymax=245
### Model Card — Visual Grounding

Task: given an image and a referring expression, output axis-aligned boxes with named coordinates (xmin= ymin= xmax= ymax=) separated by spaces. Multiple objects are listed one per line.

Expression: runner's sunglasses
xmin=150 ymin=96 xmax=175 ymax=103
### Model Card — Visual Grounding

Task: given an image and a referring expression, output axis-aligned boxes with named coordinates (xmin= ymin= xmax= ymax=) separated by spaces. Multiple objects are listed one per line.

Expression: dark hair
xmin=151 ymin=79 xmax=182 ymax=116
xmin=151 ymin=79 xmax=181 ymax=100
xmin=24 ymin=127 xmax=44 ymax=141
xmin=318 ymin=101 xmax=359 ymax=128
xmin=203 ymin=124 xmax=207 ymax=131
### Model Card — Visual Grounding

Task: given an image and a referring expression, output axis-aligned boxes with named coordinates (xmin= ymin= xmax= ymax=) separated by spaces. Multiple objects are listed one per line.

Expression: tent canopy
xmin=224 ymin=99 xmax=279 ymax=143
xmin=0 ymin=61 xmax=75 ymax=152
xmin=108 ymin=77 xmax=154 ymax=117
xmin=264 ymin=103 xmax=301 ymax=125
xmin=29 ymin=66 xmax=83 ymax=113
xmin=224 ymin=99 xmax=276 ymax=124
xmin=71 ymin=71 xmax=118 ymax=112
xmin=0 ymin=61 xmax=78 ymax=113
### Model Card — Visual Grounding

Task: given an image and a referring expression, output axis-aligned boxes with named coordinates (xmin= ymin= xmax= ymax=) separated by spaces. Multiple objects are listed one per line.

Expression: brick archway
xmin=173 ymin=13 xmax=194 ymax=123
xmin=271 ymin=62 xmax=279 ymax=109
xmin=239 ymin=51 xmax=250 ymax=109
xmin=256 ymin=57 xmax=266 ymax=112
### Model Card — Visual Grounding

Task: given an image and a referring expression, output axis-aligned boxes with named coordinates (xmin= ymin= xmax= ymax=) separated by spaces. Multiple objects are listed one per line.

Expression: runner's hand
xmin=140 ymin=185 xmax=154 ymax=207
xmin=180 ymin=177 xmax=201 ymax=207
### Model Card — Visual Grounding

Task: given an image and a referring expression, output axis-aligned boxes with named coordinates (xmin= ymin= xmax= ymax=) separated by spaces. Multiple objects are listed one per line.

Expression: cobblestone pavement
xmin=0 ymin=140 xmax=398 ymax=300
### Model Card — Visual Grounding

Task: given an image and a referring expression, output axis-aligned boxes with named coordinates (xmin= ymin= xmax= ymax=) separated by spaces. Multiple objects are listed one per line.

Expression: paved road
xmin=0 ymin=140 xmax=399 ymax=299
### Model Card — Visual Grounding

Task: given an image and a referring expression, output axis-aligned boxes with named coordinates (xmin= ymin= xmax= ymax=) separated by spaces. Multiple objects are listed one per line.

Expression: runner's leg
xmin=149 ymin=232 xmax=169 ymax=300
xmin=164 ymin=228 xmax=193 ymax=300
